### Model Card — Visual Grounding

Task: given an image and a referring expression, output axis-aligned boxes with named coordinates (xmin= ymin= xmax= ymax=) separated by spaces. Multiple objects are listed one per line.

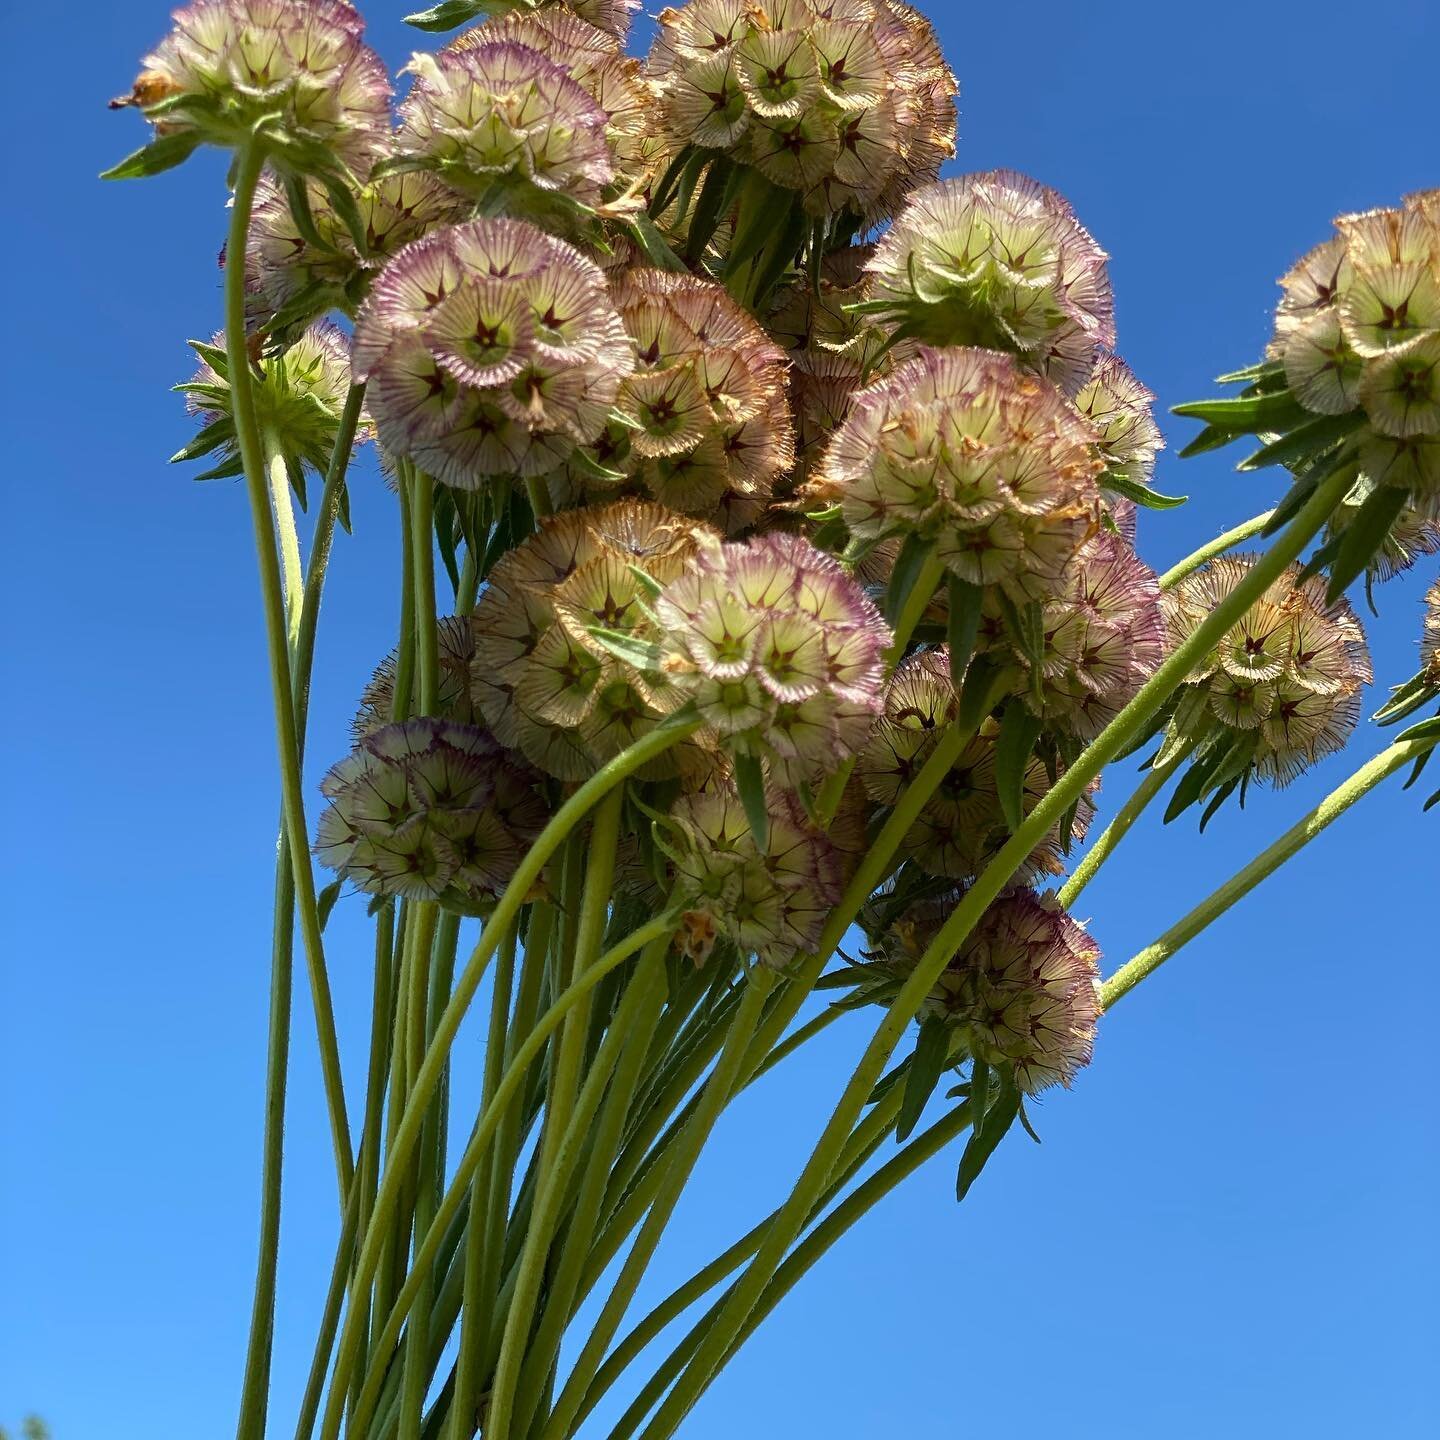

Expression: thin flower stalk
xmin=1158 ymin=509 xmax=1276 ymax=591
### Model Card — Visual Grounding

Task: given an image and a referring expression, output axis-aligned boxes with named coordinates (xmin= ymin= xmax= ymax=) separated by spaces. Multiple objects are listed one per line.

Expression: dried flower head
xmin=397 ymin=42 xmax=614 ymax=209
xmin=864 ymin=888 xmax=1100 ymax=1094
xmin=471 ymin=499 xmax=719 ymax=779
xmin=1269 ymin=190 xmax=1440 ymax=518
xmin=246 ymin=166 xmax=468 ymax=331
xmin=648 ymin=0 xmax=957 ymax=222
xmin=354 ymin=617 xmax=477 ymax=737
xmin=863 ymin=171 xmax=1115 ymax=395
xmin=655 ymin=531 xmax=891 ymax=784
xmin=117 ymin=0 xmax=390 ymax=170
xmin=977 ymin=528 xmax=1168 ymax=741
xmin=1423 ymin=578 xmax=1440 ymax=682
xmin=549 ymin=269 xmax=795 ymax=532
xmin=856 ymin=650 xmax=1093 ymax=881
xmin=1071 ymin=353 xmax=1165 ymax=494
xmin=176 ymin=320 xmax=367 ymax=479
xmin=1163 ymin=555 xmax=1374 ymax=787
xmin=351 ymin=217 xmax=634 ymax=490
xmin=667 ymin=786 xmax=844 ymax=966
xmin=315 ymin=717 xmax=547 ymax=913
xmin=813 ymin=346 xmax=1104 ymax=599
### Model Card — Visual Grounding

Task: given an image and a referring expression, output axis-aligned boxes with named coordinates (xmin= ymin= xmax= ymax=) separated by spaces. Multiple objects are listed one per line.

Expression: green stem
xmin=393 ymin=477 xmax=418 ymax=723
xmin=1101 ymin=733 xmax=1435 ymax=1009
xmin=262 ymin=428 xmax=305 ymax=655
xmin=486 ymin=788 xmax=628 ymax=1440
xmin=223 ymin=141 xmax=353 ymax=1200
xmin=325 ymin=913 xmax=680 ymax=1440
xmin=540 ymin=967 xmax=777 ymax=1440
xmin=409 ymin=466 xmax=440 ymax=716
xmin=1056 ymin=738 xmax=1196 ymax=909
xmin=886 ymin=548 xmax=945 ymax=666
xmin=638 ymin=460 xmax=1352 ymax=1440
xmin=524 ymin=475 xmax=554 ymax=519
xmin=1158 ymin=509 xmax=1275 ymax=591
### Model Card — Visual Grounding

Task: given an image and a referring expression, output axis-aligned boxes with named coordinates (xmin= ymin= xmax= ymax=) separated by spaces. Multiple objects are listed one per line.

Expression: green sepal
xmin=733 ymin=751 xmax=770 ymax=854
xmin=895 ymin=1015 xmax=952 ymax=1143
xmin=170 ymin=415 xmax=236 ymax=464
xmin=1236 ymin=410 xmax=1366 ymax=471
xmin=433 ymin=485 xmax=462 ymax=597
xmin=686 ymin=156 xmax=738 ymax=264
xmin=624 ymin=212 xmax=690 ymax=273
xmin=585 ymin=626 xmax=664 ymax=672
xmin=191 ymin=454 xmax=247 ymax=482
xmin=186 ymin=338 xmax=232 ymax=376
xmin=569 ymin=447 xmax=630 ymax=484
xmin=650 ymin=145 xmax=700 ymax=219
xmin=1178 ymin=423 xmax=1242 ymax=459
xmin=968 ymin=1057 xmax=990 ymax=1136
xmin=1016 ymin=1097 xmax=1043 ymax=1145
xmin=627 ymin=564 xmax=665 ymax=602
xmin=995 ymin=698 xmax=1044 ymax=833
xmin=1214 ymin=361 xmax=1285 ymax=387
xmin=746 ymin=197 xmax=809 ymax=310
xmin=365 ymin=892 xmax=388 ymax=918
xmin=955 ymin=1066 xmax=1021 ymax=1202
xmin=404 ymin=0 xmax=492 ymax=32
xmin=1102 ymin=471 xmax=1187 ymax=509
xmin=882 ymin=533 xmax=936 ymax=626
xmin=282 ymin=171 xmax=340 ymax=257
xmin=956 ymin=654 xmax=1008 ymax=736
xmin=1394 ymin=713 xmax=1440 ymax=747
xmin=317 ymin=878 xmax=344 ymax=932
xmin=1198 ymin=777 xmax=1240 ymax=833
xmin=317 ymin=171 xmax=369 ymax=258
xmin=101 ymin=129 xmax=204 ymax=180
xmin=1171 ymin=390 xmax=1309 ymax=433
xmin=1325 ymin=484 xmax=1409 ymax=603
xmin=946 ymin=574 xmax=984 ymax=690
xmin=1374 ymin=672 xmax=1440 ymax=727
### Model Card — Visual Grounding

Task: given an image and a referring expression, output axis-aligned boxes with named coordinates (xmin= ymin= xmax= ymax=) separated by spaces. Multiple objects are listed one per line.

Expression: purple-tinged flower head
xmin=176 ymin=320 xmax=369 ymax=480
xmin=655 ymin=531 xmax=892 ymax=785
xmin=446 ymin=7 xmax=661 ymax=188
xmin=647 ymin=0 xmax=957 ymax=223
xmin=667 ymin=785 xmax=845 ymax=966
xmin=471 ymin=499 xmax=721 ymax=780
xmin=1072 ymin=353 xmax=1166 ymax=497
xmin=863 ymin=171 xmax=1115 ymax=396
xmin=812 ymin=346 xmax=1104 ymax=601
xmin=1423 ymin=578 xmax=1440 ymax=683
xmin=354 ymin=617 xmax=476 ymax=737
xmin=1162 ymin=556 xmax=1373 ymax=787
xmin=975 ymin=528 xmax=1168 ymax=742
xmin=116 ymin=0 xmax=390 ymax=171
xmin=856 ymin=650 xmax=1093 ymax=881
xmin=246 ymin=166 xmax=468 ymax=333
xmin=860 ymin=888 xmax=1100 ymax=1094
xmin=351 ymin=218 xmax=634 ymax=491
xmin=397 ymin=42 xmax=614 ymax=211
xmin=549 ymin=269 xmax=795 ymax=533
xmin=1268 ymin=191 xmax=1440 ymax=521
xmin=314 ymin=717 xmax=548 ymax=914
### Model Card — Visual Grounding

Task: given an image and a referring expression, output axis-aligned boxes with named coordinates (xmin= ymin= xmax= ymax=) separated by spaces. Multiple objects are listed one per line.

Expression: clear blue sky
xmin=3 ymin=2 xmax=1437 ymax=1436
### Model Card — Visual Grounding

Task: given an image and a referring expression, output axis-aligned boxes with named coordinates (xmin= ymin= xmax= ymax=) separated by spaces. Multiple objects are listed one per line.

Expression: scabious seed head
xmin=447 ymin=8 xmax=661 ymax=188
xmin=667 ymin=785 xmax=844 ymax=966
xmin=397 ymin=42 xmax=614 ymax=210
xmin=977 ymin=528 xmax=1168 ymax=742
xmin=648 ymin=0 xmax=956 ymax=223
xmin=119 ymin=0 xmax=390 ymax=169
xmin=812 ymin=346 xmax=1104 ymax=600
xmin=1269 ymin=190 xmax=1440 ymax=520
xmin=354 ymin=617 xmax=477 ymax=737
xmin=178 ymin=320 xmax=368 ymax=477
xmin=246 ymin=166 xmax=469 ymax=332
xmin=1072 ymin=353 xmax=1165 ymax=494
xmin=864 ymin=888 xmax=1100 ymax=1094
xmin=863 ymin=171 xmax=1114 ymax=396
xmin=856 ymin=650 xmax=1093 ymax=881
xmin=471 ymin=499 xmax=719 ymax=780
xmin=351 ymin=217 xmax=634 ymax=490
xmin=549 ymin=269 xmax=795 ymax=532
xmin=1323 ymin=482 xmax=1440 ymax=584
xmin=315 ymin=717 xmax=547 ymax=914
xmin=1162 ymin=556 xmax=1373 ymax=787
xmin=1423 ymin=578 xmax=1440 ymax=681
xmin=655 ymin=530 xmax=891 ymax=784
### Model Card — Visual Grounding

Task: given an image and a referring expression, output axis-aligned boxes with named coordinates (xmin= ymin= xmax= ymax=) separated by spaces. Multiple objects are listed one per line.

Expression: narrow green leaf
xmin=1402 ymin=744 xmax=1434 ymax=792
xmin=722 ymin=167 xmax=786 ymax=277
xmin=895 ymin=1016 xmax=951 ymax=1143
xmin=995 ymin=699 xmax=1044 ymax=833
xmin=1102 ymin=471 xmax=1188 ymax=509
xmin=882 ymin=532 xmax=935 ymax=626
xmin=1178 ymin=424 xmax=1243 ymax=460
xmin=1214 ymin=361 xmax=1284 ymax=386
xmin=733 ymin=751 xmax=770 ymax=854
xmin=625 ymin=213 xmax=690 ymax=274
xmin=649 ymin=145 xmax=698 ymax=219
xmin=318 ymin=172 xmax=368 ymax=257
xmin=585 ymin=626 xmax=664 ymax=672
xmin=1198 ymin=777 xmax=1240 ymax=833
xmin=317 ymin=879 xmax=344 ymax=932
xmin=1394 ymin=714 xmax=1440 ymax=746
xmin=956 ymin=654 xmax=1007 ymax=736
xmin=433 ymin=486 xmax=461 ymax=597
xmin=968 ymin=1058 xmax=990 ymax=1137
xmin=100 ymin=130 xmax=203 ymax=180
xmin=946 ymin=574 xmax=984 ymax=689
xmin=686 ymin=156 xmax=737 ymax=264
xmin=170 ymin=415 xmax=235 ymax=464
xmin=627 ymin=564 xmax=665 ymax=601
xmin=955 ymin=1068 xmax=1021 ymax=1202
xmin=1171 ymin=390 xmax=1309 ymax=431
xmin=1237 ymin=410 xmax=1366 ymax=471
xmin=405 ymin=0 xmax=486 ymax=31
xmin=1326 ymin=484 xmax=1409 ymax=602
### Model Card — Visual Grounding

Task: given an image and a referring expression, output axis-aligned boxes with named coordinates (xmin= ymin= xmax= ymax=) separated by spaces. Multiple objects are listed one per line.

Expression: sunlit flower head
xmin=314 ymin=716 xmax=548 ymax=914
xmin=176 ymin=320 xmax=369 ymax=479
xmin=864 ymin=888 xmax=1100 ymax=1094
xmin=1423 ymin=578 xmax=1440 ymax=682
xmin=1072 ymin=353 xmax=1165 ymax=494
xmin=1163 ymin=555 xmax=1373 ymax=787
xmin=549 ymin=268 xmax=795 ymax=532
xmin=655 ymin=530 xmax=892 ymax=784
xmin=246 ymin=166 xmax=469 ymax=333
xmin=863 ymin=171 xmax=1115 ymax=395
xmin=977 ymin=528 xmax=1168 ymax=742
xmin=648 ymin=0 xmax=957 ymax=223
xmin=354 ymin=616 xmax=477 ymax=737
xmin=470 ymin=499 xmax=719 ymax=780
xmin=813 ymin=346 xmax=1103 ymax=600
xmin=117 ymin=0 xmax=390 ymax=170
xmin=667 ymin=785 xmax=844 ymax=966
xmin=856 ymin=650 xmax=1093 ymax=881
xmin=351 ymin=217 xmax=634 ymax=490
